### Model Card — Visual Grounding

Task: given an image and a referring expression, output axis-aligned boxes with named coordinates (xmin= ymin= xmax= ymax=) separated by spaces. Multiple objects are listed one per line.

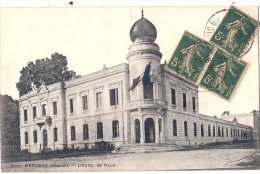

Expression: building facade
xmin=19 ymin=15 xmax=254 ymax=153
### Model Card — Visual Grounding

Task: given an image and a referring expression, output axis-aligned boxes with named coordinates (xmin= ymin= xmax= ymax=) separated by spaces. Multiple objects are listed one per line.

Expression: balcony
xmin=35 ymin=116 xmax=52 ymax=127
xmin=127 ymin=99 xmax=168 ymax=111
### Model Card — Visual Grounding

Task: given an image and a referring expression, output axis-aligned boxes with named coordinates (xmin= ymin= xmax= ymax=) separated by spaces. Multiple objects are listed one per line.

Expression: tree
xmin=0 ymin=94 xmax=20 ymax=146
xmin=16 ymin=53 xmax=79 ymax=96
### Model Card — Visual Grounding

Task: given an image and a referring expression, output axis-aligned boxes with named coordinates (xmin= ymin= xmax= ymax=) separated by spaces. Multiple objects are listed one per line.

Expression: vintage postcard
xmin=0 ymin=2 xmax=259 ymax=172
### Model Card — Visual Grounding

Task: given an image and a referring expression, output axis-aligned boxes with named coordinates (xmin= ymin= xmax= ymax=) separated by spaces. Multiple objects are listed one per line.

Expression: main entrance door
xmin=145 ymin=118 xmax=155 ymax=143
xmin=135 ymin=119 xmax=140 ymax=143
xmin=43 ymin=129 xmax=48 ymax=148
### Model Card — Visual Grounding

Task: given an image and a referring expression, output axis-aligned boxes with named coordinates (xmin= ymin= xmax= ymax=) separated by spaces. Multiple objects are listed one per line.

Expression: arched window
xmin=173 ymin=119 xmax=177 ymax=136
xmin=194 ymin=123 xmax=197 ymax=137
xmin=184 ymin=121 xmax=188 ymax=137
xmin=208 ymin=125 xmax=211 ymax=137
xmin=201 ymin=124 xmax=204 ymax=137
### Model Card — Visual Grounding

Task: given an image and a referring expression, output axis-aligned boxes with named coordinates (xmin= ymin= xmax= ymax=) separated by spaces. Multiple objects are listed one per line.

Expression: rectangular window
xmin=231 ymin=128 xmax=233 ymax=137
xmin=222 ymin=127 xmax=224 ymax=137
xmin=194 ymin=123 xmax=197 ymax=137
xmin=143 ymin=82 xmax=153 ymax=99
xmin=226 ymin=128 xmax=228 ymax=137
xmin=184 ymin=121 xmax=188 ymax=137
xmin=54 ymin=128 xmax=58 ymax=142
xmin=208 ymin=125 xmax=211 ymax=136
xmin=183 ymin=93 xmax=187 ymax=109
xmin=110 ymin=88 xmax=119 ymax=106
xmin=33 ymin=106 xmax=37 ymax=118
xmin=25 ymin=132 xmax=28 ymax=144
xmin=53 ymin=101 xmax=57 ymax=115
xmin=97 ymin=122 xmax=103 ymax=139
xmin=24 ymin=109 xmax=28 ymax=122
xmin=173 ymin=120 xmax=177 ymax=136
xmin=82 ymin=95 xmax=88 ymax=110
xmin=42 ymin=104 xmax=46 ymax=116
xmin=112 ymin=120 xmax=119 ymax=138
xmin=192 ymin=97 xmax=196 ymax=111
xmin=201 ymin=124 xmax=204 ymax=137
xmin=71 ymin=126 xmax=76 ymax=141
xmin=83 ymin=124 xmax=89 ymax=140
xmin=96 ymin=92 xmax=102 ymax=108
xmin=213 ymin=126 xmax=216 ymax=137
xmin=70 ymin=99 xmax=74 ymax=113
xmin=171 ymin=88 xmax=176 ymax=105
xmin=33 ymin=130 xmax=37 ymax=143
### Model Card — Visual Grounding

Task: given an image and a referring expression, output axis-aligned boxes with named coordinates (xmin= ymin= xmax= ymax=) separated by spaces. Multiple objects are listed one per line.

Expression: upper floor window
xmin=183 ymin=93 xmax=187 ymax=109
xmin=33 ymin=130 xmax=37 ymax=143
xmin=173 ymin=119 xmax=177 ymax=136
xmin=143 ymin=82 xmax=153 ymax=99
xmin=24 ymin=109 xmax=28 ymax=122
xmin=192 ymin=97 xmax=196 ymax=111
xmin=71 ymin=126 xmax=76 ymax=141
xmin=97 ymin=122 xmax=103 ymax=139
xmin=110 ymin=88 xmax=119 ymax=106
xmin=184 ymin=121 xmax=188 ymax=137
xmin=32 ymin=106 xmax=37 ymax=119
xmin=96 ymin=92 xmax=102 ymax=108
xmin=82 ymin=95 xmax=88 ymax=110
xmin=54 ymin=128 xmax=58 ymax=142
xmin=69 ymin=99 xmax=74 ymax=113
xmin=201 ymin=124 xmax=204 ymax=137
xmin=83 ymin=124 xmax=89 ymax=140
xmin=171 ymin=88 xmax=176 ymax=106
xmin=112 ymin=120 xmax=119 ymax=138
xmin=42 ymin=104 xmax=46 ymax=116
xmin=53 ymin=101 xmax=57 ymax=115
xmin=25 ymin=132 xmax=28 ymax=144
xmin=194 ymin=123 xmax=197 ymax=137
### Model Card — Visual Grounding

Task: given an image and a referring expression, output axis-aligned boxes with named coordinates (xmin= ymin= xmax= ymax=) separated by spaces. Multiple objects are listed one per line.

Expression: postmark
xmin=210 ymin=6 xmax=259 ymax=57
xmin=199 ymin=48 xmax=248 ymax=100
xmin=167 ymin=31 xmax=214 ymax=83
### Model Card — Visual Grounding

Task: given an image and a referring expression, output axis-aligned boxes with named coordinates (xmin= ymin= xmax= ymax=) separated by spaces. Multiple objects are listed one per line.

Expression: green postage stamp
xmin=200 ymin=49 xmax=248 ymax=100
xmin=210 ymin=6 xmax=259 ymax=57
xmin=167 ymin=31 xmax=214 ymax=83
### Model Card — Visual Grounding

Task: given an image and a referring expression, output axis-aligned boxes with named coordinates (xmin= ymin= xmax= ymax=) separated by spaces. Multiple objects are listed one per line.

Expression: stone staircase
xmin=115 ymin=143 xmax=184 ymax=154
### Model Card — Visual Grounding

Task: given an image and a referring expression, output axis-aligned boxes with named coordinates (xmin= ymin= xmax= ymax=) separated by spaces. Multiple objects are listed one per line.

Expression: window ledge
xmin=172 ymin=104 xmax=176 ymax=109
xmin=96 ymin=108 xmax=103 ymax=113
xmin=183 ymin=108 xmax=187 ymax=112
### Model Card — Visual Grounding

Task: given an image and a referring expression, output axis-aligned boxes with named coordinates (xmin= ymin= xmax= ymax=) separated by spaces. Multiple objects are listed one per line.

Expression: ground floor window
xmin=226 ymin=128 xmax=228 ymax=137
xmin=173 ymin=119 xmax=177 ymax=136
xmin=71 ymin=126 xmax=76 ymax=141
xmin=222 ymin=127 xmax=224 ymax=137
xmin=213 ymin=126 xmax=215 ymax=137
xmin=25 ymin=132 xmax=28 ymax=144
xmin=83 ymin=124 xmax=89 ymax=140
xmin=218 ymin=127 xmax=221 ymax=137
xmin=54 ymin=128 xmax=58 ymax=142
xmin=33 ymin=130 xmax=37 ymax=143
xmin=208 ymin=125 xmax=211 ymax=137
xmin=201 ymin=124 xmax=204 ymax=137
xmin=184 ymin=121 xmax=188 ymax=137
xmin=194 ymin=123 xmax=197 ymax=137
xmin=97 ymin=122 xmax=103 ymax=139
xmin=112 ymin=120 xmax=119 ymax=138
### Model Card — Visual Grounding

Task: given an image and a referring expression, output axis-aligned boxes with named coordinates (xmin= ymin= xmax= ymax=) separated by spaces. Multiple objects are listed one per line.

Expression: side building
xmin=19 ymin=14 xmax=254 ymax=153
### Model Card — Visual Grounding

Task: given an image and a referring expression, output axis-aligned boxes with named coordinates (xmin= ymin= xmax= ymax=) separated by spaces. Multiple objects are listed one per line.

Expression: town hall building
xmin=19 ymin=13 xmax=254 ymax=153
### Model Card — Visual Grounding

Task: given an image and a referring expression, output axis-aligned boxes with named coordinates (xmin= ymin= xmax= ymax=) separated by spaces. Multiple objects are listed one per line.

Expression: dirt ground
xmin=1 ymin=148 xmax=259 ymax=172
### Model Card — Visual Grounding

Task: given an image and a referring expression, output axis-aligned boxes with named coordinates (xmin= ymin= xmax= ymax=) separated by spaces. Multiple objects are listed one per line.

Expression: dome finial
xmin=141 ymin=7 xmax=144 ymax=18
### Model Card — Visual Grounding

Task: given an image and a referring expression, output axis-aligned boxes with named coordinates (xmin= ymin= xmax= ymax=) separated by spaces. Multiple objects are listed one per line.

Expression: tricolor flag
xmin=129 ymin=76 xmax=141 ymax=91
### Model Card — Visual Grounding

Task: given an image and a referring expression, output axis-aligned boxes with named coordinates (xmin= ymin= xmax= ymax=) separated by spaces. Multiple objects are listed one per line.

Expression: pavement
xmin=1 ymin=148 xmax=259 ymax=172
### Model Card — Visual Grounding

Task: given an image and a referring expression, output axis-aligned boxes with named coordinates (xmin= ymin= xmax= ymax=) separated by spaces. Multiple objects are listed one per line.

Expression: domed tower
xmin=127 ymin=11 xmax=167 ymax=144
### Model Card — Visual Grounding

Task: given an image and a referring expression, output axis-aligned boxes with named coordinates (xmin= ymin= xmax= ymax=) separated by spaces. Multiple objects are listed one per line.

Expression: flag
xmin=129 ymin=76 xmax=141 ymax=91
xmin=142 ymin=62 xmax=151 ymax=86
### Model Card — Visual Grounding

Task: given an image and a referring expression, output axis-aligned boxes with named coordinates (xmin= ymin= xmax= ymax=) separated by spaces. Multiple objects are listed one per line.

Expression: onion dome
xmin=130 ymin=15 xmax=157 ymax=42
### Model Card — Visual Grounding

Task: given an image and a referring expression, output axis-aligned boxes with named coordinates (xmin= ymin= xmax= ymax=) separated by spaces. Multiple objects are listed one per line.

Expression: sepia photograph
xmin=0 ymin=1 xmax=259 ymax=172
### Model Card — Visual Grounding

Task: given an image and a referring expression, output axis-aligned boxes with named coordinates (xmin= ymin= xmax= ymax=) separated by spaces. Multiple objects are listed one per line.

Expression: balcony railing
xmin=35 ymin=116 xmax=52 ymax=127
xmin=127 ymin=99 xmax=168 ymax=110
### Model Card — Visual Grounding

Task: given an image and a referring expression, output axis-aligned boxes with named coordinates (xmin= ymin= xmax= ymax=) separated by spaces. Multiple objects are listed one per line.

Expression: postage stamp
xmin=167 ymin=31 xmax=214 ymax=83
xmin=200 ymin=48 xmax=248 ymax=100
xmin=210 ymin=6 xmax=259 ymax=57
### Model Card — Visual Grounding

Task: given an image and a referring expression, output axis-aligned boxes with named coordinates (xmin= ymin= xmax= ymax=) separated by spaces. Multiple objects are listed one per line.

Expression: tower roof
xmin=129 ymin=16 xmax=157 ymax=42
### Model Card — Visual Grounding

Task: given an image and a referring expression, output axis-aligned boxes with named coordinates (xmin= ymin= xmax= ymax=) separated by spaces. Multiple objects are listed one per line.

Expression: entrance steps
xmin=115 ymin=143 xmax=184 ymax=154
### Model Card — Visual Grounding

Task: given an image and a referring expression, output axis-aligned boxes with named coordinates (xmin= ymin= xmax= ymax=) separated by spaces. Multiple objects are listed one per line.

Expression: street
xmin=1 ymin=148 xmax=258 ymax=172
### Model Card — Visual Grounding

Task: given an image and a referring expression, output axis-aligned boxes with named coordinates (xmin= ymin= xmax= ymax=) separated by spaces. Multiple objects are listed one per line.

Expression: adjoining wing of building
xmin=19 ymin=13 xmax=258 ymax=153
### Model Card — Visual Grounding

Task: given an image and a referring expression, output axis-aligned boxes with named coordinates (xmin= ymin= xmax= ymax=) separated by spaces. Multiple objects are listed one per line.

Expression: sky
xmin=0 ymin=5 xmax=259 ymax=116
